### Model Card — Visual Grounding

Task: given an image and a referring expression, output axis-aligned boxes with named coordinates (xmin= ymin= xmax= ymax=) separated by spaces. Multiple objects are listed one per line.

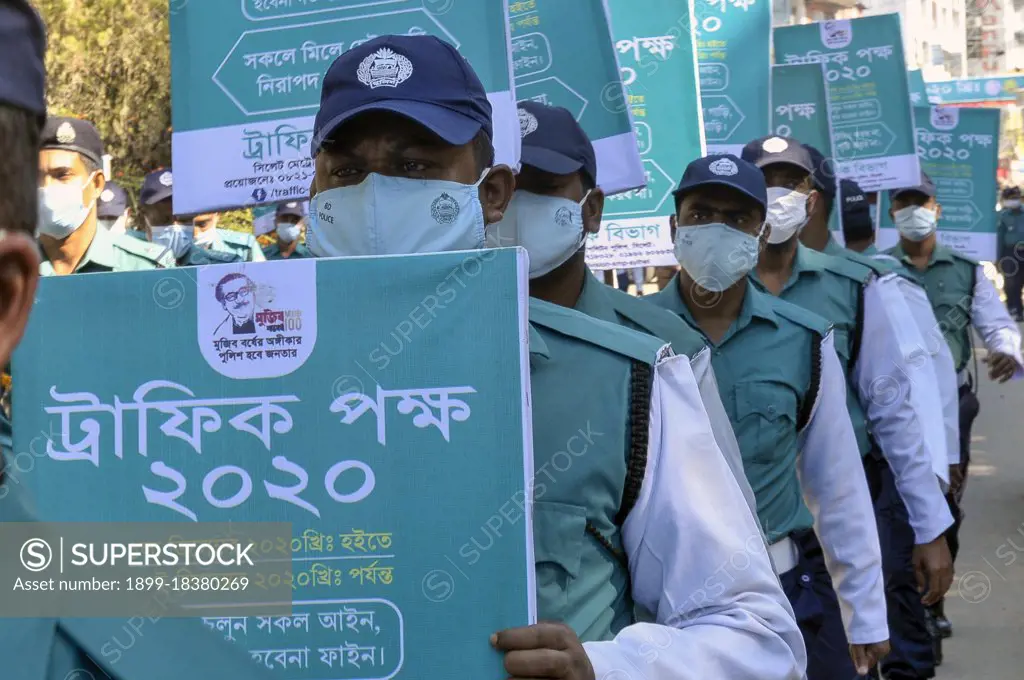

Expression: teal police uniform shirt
xmin=207 ymin=229 xmax=266 ymax=262
xmin=751 ymin=244 xmax=876 ymax=456
xmin=885 ymin=242 xmax=978 ymax=373
xmin=262 ymin=242 xmax=313 ymax=260
xmin=998 ymin=207 xmax=1024 ymax=255
xmin=527 ymin=297 xmax=666 ymax=642
xmin=648 ymin=277 xmax=827 ymax=542
xmin=39 ymin=225 xmax=174 ymax=275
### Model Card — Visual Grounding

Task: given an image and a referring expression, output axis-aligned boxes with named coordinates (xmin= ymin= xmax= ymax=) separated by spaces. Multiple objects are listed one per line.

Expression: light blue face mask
xmin=277 ymin=222 xmax=301 ymax=244
xmin=306 ymin=171 xmax=489 ymax=258
xmin=37 ymin=174 xmax=98 ymax=240
xmin=149 ymin=224 xmax=193 ymax=259
xmin=893 ymin=205 xmax=937 ymax=242
xmin=486 ymin=190 xmax=591 ymax=279
xmin=674 ymin=222 xmax=764 ymax=293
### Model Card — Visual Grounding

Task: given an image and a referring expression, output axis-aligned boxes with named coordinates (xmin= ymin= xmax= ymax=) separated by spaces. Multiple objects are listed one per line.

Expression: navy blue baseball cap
xmin=839 ymin=179 xmax=869 ymax=213
xmin=41 ymin=116 xmax=105 ymax=168
xmin=312 ymin=35 xmax=492 ymax=157
xmin=276 ymin=201 xmax=305 ymax=219
xmin=517 ymin=101 xmax=597 ymax=186
xmin=0 ymin=0 xmax=46 ymax=119
xmin=889 ymin=171 xmax=937 ymax=201
xmin=98 ymin=182 xmax=129 ymax=219
xmin=673 ymin=154 xmax=767 ymax=213
xmin=140 ymin=168 xmax=174 ymax=205
xmin=803 ymin=143 xmax=837 ymax=196
xmin=741 ymin=135 xmax=816 ymax=177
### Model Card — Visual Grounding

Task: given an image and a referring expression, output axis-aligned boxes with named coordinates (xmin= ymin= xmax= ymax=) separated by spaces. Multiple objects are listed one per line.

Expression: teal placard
xmin=773 ymin=15 xmax=920 ymax=192
xmin=590 ymin=0 xmax=704 ymax=271
xmin=770 ymin=62 xmax=840 ymax=233
xmin=509 ymin=0 xmax=644 ymax=194
xmin=695 ymin=0 xmax=772 ymax=155
xmin=13 ymin=251 xmax=534 ymax=678
xmin=878 ymin=106 xmax=1001 ymax=260
xmin=169 ymin=1 xmax=518 ymax=214
xmin=926 ymin=76 xmax=1024 ymax=104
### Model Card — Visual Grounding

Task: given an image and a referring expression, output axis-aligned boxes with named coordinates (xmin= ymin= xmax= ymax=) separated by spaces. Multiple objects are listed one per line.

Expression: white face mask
xmin=307 ymin=170 xmax=489 ymax=258
xmin=1004 ymin=199 xmax=1021 ymax=210
xmin=149 ymin=223 xmax=193 ymax=259
xmin=485 ymin=190 xmax=591 ymax=279
xmin=193 ymin=226 xmax=216 ymax=247
xmin=674 ymin=222 xmax=764 ymax=292
xmin=894 ymin=205 xmax=938 ymax=241
xmin=99 ymin=214 xmax=128 ymax=235
xmin=765 ymin=187 xmax=810 ymax=244
xmin=37 ymin=174 xmax=98 ymax=240
xmin=277 ymin=222 xmax=301 ymax=244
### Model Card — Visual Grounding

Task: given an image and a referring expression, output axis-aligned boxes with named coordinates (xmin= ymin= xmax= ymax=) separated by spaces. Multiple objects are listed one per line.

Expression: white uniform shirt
xmin=585 ymin=350 xmax=806 ymax=679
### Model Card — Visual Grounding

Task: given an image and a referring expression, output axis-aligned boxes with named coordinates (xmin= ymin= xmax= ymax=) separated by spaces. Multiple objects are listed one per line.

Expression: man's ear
xmin=934 ymin=202 xmax=942 ymax=221
xmin=582 ymin=188 xmax=605 ymax=234
xmin=0 ymin=232 xmax=40 ymax=366
xmin=86 ymin=171 xmax=106 ymax=205
xmin=669 ymin=213 xmax=677 ymax=241
xmin=805 ymin=189 xmax=820 ymax=218
xmin=480 ymin=165 xmax=516 ymax=225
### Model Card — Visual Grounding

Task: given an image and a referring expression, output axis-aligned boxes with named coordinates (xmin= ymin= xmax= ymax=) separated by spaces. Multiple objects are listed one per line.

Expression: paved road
xmin=938 ymin=349 xmax=1024 ymax=679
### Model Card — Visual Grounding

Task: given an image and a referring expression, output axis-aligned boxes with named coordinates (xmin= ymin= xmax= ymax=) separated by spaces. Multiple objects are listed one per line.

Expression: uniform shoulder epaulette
xmin=768 ymin=295 xmax=832 ymax=338
xmin=218 ymin=229 xmax=256 ymax=249
xmin=111 ymin=233 xmax=175 ymax=268
xmin=948 ymin=249 xmax=980 ymax=267
xmin=529 ymin=297 xmax=669 ymax=365
xmin=601 ymin=285 xmax=707 ymax=358
xmin=838 ymin=248 xmax=894 ymax=276
xmin=807 ymin=247 xmax=873 ymax=284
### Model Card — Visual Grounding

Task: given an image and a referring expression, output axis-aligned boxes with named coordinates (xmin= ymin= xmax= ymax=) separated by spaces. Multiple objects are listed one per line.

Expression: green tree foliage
xmin=33 ymin=0 xmax=252 ymax=233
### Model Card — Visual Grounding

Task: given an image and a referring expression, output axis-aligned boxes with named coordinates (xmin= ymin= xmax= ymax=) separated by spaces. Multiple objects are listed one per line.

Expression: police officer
xmin=262 ymin=201 xmax=312 ymax=260
xmin=743 ymin=137 xmax=955 ymax=678
xmin=996 ymin=185 xmax=1024 ymax=320
xmin=647 ymin=154 xmax=887 ymax=679
xmin=187 ymin=209 xmax=267 ymax=262
xmin=490 ymin=100 xmax=758 ymax=518
xmin=305 ymin=34 xmax=804 ymax=677
xmin=885 ymin=171 xmax=1024 ymax=637
xmin=37 ymin=117 xmax=174 ymax=274
xmin=834 ymin=173 xmax=960 ymax=677
xmin=0 ymin=4 xmax=275 ymax=679
xmin=137 ymin=168 xmax=242 ymax=267
xmin=97 ymin=180 xmax=131 ymax=235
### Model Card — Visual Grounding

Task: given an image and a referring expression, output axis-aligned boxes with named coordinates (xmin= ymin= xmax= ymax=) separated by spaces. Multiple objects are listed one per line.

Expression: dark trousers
xmin=780 ymin=530 xmax=862 ymax=680
xmin=944 ymin=384 xmax=980 ymax=564
xmin=1000 ymin=252 xmax=1024 ymax=315
xmin=864 ymin=454 xmax=936 ymax=679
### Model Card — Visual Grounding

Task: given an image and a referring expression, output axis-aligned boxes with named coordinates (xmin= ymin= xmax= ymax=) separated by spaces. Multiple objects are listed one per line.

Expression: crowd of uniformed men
xmin=1 ymin=2 xmax=1023 ymax=679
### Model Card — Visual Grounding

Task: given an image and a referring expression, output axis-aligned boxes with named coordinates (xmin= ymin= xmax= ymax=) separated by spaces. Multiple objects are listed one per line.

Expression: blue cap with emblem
xmin=98 ymin=181 xmax=129 ymax=219
xmin=41 ymin=116 xmax=105 ymax=168
xmin=276 ymin=201 xmax=305 ymax=219
xmin=889 ymin=170 xmax=937 ymax=201
xmin=140 ymin=168 xmax=175 ymax=205
xmin=672 ymin=154 xmax=767 ymax=212
xmin=312 ymin=34 xmax=492 ymax=157
xmin=0 ymin=0 xmax=46 ymax=119
xmin=740 ymin=135 xmax=817 ymax=177
xmin=517 ymin=101 xmax=597 ymax=186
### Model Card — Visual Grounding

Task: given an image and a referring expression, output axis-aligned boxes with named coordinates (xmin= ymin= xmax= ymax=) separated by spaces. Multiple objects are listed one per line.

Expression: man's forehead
xmin=684 ymin=184 xmax=759 ymax=210
xmin=39 ymin=148 xmax=83 ymax=169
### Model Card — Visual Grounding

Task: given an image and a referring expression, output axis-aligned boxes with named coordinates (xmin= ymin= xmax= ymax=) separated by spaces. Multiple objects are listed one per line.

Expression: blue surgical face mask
xmin=37 ymin=174 xmax=98 ymax=239
xmin=277 ymin=222 xmax=301 ymax=244
xmin=893 ymin=205 xmax=937 ymax=242
xmin=306 ymin=171 xmax=489 ymax=258
xmin=674 ymin=222 xmax=763 ymax=292
xmin=486 ymin=190 xmax=591 ymax=279
xmin=149 ymin=223 xmax=193 ymax=259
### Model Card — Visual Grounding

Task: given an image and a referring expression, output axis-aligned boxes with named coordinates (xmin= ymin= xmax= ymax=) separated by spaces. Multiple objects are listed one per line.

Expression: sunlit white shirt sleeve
xmin=853 ymin=276 xmax=954 ymax=544
xmin=584 ymin=351 xmax=805 ymax=680
xmin=893 ymin=275 xmax=961 ymax=471
xmin=971 ymin=265 xmax=1024 ymax=379
xmin=689 ymin=346 xmax=760 ymax=521
xmin=797 ymin=331 xmax=888 ymax=644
